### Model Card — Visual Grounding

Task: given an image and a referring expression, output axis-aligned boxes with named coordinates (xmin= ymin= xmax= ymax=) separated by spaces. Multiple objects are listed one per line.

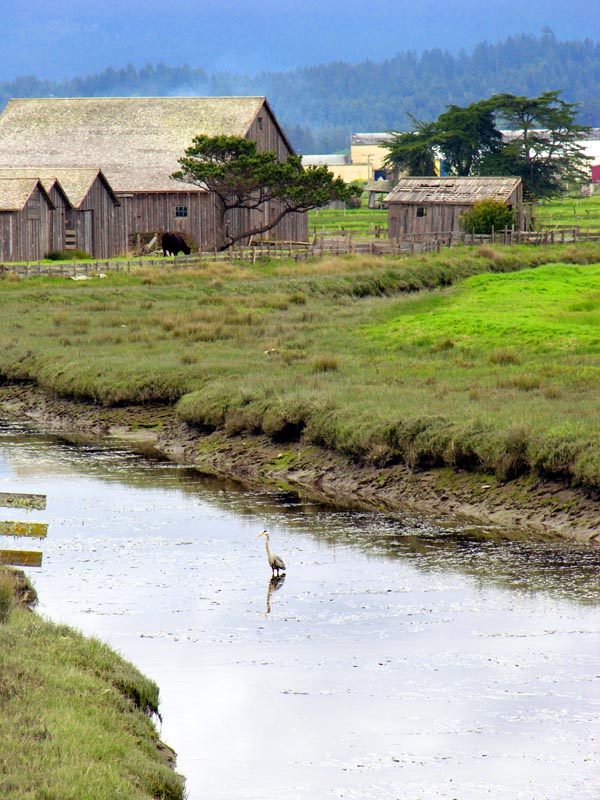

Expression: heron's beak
xmin=256 ymin=530 xmax=267 ymax=538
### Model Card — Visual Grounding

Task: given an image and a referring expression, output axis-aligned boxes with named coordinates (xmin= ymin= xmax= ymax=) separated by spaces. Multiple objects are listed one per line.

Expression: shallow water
xmin=0 ymin=419 xmax=598 ymax=800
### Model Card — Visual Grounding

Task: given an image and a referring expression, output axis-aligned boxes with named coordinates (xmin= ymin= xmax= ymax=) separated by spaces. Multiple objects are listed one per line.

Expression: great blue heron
xmin=256 ymin=530 xmax=286 ymax=576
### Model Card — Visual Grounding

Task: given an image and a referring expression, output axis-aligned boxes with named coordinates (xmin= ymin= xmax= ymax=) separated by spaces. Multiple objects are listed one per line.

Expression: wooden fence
xmin=0 ymin=492 xmax=47 ymax=568
xmin=2 ymin=225 xmax=600 ymax=278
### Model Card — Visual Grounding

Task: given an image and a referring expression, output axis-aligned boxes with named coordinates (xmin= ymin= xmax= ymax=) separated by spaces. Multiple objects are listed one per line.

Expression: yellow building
xmin=302 ymin=133 xmax=393 ymax=182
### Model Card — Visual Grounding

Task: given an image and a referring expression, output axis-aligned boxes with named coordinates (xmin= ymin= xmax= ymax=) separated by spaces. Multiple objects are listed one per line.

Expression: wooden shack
xmin=0 ymin=178 xmax=54 ymax=261
xmin=386 ymin=176 xmax=523 ymax=238
xmin=0 ymin=97 xmax=307 ymax=252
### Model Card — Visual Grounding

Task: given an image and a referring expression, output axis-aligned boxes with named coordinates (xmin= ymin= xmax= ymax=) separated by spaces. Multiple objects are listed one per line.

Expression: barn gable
xmin=0 ymin=97 xmax=290 ymax=192
xmin=386 ymin=176 xmax=523 ymax=237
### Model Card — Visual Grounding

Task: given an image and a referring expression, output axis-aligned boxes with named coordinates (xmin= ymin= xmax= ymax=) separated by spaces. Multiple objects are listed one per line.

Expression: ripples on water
xmin=0 ymin=419 xmax=598 ymax=800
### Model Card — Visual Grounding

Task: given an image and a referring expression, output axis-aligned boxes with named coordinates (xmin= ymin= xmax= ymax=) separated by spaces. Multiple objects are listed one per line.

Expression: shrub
xmin=459 ymin=199 xmax=516 ymax=235
xmin=45 ymin=249 xmax=92 ymax=261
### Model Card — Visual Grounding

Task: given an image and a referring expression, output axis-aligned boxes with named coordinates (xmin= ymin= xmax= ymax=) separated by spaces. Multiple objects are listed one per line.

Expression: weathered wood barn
xmin=0 ymin=178 xmax=54 ymax=261
xmin=0 ymin=96 xmax=307 ymax=257
xmin=386 ymin=176 xmax=524 ymax=238
xmin=0 ymin=167 xmax=121 ymax=257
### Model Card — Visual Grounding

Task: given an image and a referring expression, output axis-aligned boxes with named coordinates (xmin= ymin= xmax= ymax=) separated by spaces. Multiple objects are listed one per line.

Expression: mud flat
xmin=2 ymin=382 xmax=599 ymax=545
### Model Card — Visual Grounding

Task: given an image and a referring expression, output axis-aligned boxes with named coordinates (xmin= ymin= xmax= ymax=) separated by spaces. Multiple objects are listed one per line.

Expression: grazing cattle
xmin=161 ymin=231 xmax=191 ymax=257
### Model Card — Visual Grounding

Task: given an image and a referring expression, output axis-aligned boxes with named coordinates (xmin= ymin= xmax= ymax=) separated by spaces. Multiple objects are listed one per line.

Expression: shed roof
xmin=386 ymin=176 xmax=521 ymax=205
xmin=0 ymin=96 xmax=272 ymax=193
xmin=0 ymin=167 xmax=119 ymax=207
xmin=0 ymin=177 xmax=54 ymax=211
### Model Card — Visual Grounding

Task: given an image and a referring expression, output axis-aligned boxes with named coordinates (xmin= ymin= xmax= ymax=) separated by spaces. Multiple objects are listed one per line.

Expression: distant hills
xmin=1 ymin=34 xmax=599 ymax=154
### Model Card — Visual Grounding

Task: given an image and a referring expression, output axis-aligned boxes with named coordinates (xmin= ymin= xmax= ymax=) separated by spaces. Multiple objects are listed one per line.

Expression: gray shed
xmin=386 ymin=176 xmax=523 ymax=237
xmin=0 ymin=178 xmax=54 ymax=261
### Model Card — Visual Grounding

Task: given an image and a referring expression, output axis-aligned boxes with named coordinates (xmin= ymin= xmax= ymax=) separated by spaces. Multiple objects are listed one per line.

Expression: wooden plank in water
xmin=0 ymin=521 xmax=48 ymax=539
xmin=0 ymin=492 xmax=47 ymax=510
xmin=0 ymin=550 xmax=43 ymax=568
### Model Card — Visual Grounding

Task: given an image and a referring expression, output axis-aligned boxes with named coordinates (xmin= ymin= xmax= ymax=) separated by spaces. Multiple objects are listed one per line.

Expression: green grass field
xmin=535 ymin=192 xmax=600 ymax=228
xmin=2 ymin=241 xmax=600 ymax=491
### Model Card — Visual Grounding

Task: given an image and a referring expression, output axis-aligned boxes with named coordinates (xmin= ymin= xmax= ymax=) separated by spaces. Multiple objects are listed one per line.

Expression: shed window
xmin=416 ymin=207 xmax=427 ymax=217
xmin=257 ymin=116 xmax=263 ymax=131
xmin=175 ymin=206 xmax=188 ymax=218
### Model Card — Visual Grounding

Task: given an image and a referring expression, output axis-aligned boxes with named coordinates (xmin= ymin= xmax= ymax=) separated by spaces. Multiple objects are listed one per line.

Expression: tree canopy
xmin=383 ymin=91 xmax=591 ymax=199
xmin=172 ymin=135 xmax=359 ymax=249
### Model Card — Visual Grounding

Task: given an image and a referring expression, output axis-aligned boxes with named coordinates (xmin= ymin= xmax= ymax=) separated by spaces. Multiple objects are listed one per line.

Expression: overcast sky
xmin=2 ymin=0 xmax=599 ymax=81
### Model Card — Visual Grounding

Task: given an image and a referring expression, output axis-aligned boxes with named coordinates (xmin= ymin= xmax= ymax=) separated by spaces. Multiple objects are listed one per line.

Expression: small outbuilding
xmin=0 ymin=178 xmax=54 ymax=261
xmin=386 ymin=176 xmax=523 ymax=238
xmin=0 ymin=167 xmax=122 ymax=258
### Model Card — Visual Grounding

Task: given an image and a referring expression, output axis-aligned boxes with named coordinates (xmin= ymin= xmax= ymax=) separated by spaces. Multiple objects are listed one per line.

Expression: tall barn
xmin=0 ymin=97 xmax=308 ymax=255
xmin=386 ymin=176 xmax=524 ymax=237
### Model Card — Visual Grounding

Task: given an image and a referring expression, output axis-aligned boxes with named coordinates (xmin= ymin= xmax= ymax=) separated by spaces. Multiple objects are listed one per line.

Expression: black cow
xmin=161 ymin=231 xmax=191 ymax=257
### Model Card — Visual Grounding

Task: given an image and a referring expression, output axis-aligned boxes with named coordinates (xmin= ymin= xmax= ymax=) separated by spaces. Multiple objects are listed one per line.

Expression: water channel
xmin=0 ymin=419 xmax=598 ymax=800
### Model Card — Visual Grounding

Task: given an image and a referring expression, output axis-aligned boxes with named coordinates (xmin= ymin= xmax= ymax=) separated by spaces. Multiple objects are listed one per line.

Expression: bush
xmin=459 ymin=199 xmax=516 ymax=235
xmin=45 ymin=249 xmax=92 ymax=261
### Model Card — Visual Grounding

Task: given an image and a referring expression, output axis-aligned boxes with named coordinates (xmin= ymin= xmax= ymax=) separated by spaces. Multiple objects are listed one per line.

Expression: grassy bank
xmin=1 ymin=242 xmax=600 ymax=494
xmin=0 ymin=568 xmax=184 ymax=800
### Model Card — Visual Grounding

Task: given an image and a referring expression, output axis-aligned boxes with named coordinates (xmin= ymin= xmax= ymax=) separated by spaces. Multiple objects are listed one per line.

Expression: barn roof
xmin=386 ymin=176 xmax=522 ymax=205
xmin=0 ymin=96 xmax=274 ymax=193
xmin=0 ymin=167 xmax=119 ymax=208
xmin=0 ymin=177 xmax=54 ymax=211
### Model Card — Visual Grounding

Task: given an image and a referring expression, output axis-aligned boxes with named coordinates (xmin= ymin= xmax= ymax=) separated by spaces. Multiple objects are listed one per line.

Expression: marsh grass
xmin=2 ymin=242 xmax=600 ymax=489
xmin=0 ymin=574 xmax=184 ymax=800
xmin=0 ymin=573 xmax=13 ymax=622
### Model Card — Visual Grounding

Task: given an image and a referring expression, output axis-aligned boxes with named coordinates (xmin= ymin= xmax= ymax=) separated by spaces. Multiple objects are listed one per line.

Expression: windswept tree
xmin=172 ymin=135 xmax=359 ymax=249
xmin=384 ymin=91 xmax=591 ymax=199
xmin=383 ymin=101 xmax=501 ymax=178
xmin=478 ymin=91 xmax=591 ymax=198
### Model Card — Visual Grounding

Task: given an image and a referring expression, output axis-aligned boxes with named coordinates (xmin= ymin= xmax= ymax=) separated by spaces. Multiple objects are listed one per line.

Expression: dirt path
xmin=1 ymin=382 xmax=599 ymax=545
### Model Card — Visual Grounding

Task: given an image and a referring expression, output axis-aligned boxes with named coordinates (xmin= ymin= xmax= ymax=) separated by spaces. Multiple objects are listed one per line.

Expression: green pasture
xmin=535 ymin=191 xmax=600 ymax=228
xmin=1 ymin=242 xmax=600 ymax=490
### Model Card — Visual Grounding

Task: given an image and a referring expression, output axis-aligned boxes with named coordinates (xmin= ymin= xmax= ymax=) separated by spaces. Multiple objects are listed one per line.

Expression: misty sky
xmin=3 ymin=0 xmax=600 ymax=81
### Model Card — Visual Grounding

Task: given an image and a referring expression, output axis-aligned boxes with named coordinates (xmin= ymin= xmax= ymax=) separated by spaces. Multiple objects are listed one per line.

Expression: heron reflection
xmin=266 ymin=573 xmax=286 ymax=614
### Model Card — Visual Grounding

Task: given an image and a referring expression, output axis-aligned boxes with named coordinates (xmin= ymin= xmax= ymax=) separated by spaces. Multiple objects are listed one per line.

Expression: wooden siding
xmin=45 ymin=183 xmax=69 ymax=252
xmin=64 ymin=176 xmax=123 ymax=258
xmin=0 ymin=184 xmax=53 ymax=261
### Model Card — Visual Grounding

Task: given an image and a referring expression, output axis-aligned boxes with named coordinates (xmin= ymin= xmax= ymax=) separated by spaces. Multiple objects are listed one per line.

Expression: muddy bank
xmin=1 ymin=382 xmax=599 ymax=545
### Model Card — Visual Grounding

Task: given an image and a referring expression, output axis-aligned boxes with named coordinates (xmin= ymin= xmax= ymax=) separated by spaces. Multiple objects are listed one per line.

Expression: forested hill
xmin=2 ymin=34 xmax=600 ymax=154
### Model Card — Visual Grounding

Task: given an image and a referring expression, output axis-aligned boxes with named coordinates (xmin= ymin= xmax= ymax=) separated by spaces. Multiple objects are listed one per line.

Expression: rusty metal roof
xmin=0 ymin=97 xmax=269 ymax=193
xmin=386 ymin=176 xmax=521 ymax=205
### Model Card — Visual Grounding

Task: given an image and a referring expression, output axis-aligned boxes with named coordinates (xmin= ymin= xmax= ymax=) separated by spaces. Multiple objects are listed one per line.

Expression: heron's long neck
xmin=264 ymin=537 xmax=272 ymax=560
